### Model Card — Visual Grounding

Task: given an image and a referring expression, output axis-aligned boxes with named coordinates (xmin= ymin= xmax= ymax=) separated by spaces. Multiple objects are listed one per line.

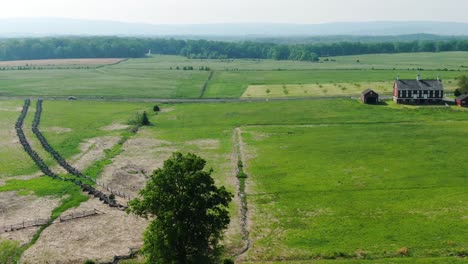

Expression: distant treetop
xmin=1 ymin=37 xmax=468 ymax=62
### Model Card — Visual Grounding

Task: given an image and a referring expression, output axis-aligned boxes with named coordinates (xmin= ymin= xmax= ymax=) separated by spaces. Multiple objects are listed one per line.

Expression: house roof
xmin=456 ymin=94 xmax=468 ymax=100
xmin=395 ymin=80 xmax=443 ymax=91
xmin=361 ymin=89 xmax=378 ymax=95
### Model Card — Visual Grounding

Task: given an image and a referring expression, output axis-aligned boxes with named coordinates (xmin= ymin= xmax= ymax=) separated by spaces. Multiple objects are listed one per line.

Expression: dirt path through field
xmin=233 ymin=127 xmax=251 ymax=258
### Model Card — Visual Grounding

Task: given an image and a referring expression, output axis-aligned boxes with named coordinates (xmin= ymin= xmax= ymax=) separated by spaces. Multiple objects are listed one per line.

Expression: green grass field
xmin=206 ymin=70 xmax=460 ymax=98
xmin=1 ymin=98 xmax=467 ymax=263
xmin=242 ymin=81 xmax=458 ymax=98
xmin=142 ymin=99 xmax=467 ymax=262
xmin=39 ymin=100 xmax=151 ymax=157
xmin=112 ymin=52 xmax=468 ymax=71
xmin=1 ymin=51 xmax=468 ymax=263
xmin=0 ymin=52 xmax=467 ymax=99
xmin=0 ymin=100 xmax=38 ymax=177
xmin=242 ymin=123 xmax=467 ymax=260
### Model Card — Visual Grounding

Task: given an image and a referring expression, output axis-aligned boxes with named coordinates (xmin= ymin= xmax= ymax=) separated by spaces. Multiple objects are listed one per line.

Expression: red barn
xmin=393 ymin=74 xmax=444 ymax=104
xmin=361 ymin=89 xmax=379 ymax=104
xmin=456 ymin=94 xmax=468 ymax=107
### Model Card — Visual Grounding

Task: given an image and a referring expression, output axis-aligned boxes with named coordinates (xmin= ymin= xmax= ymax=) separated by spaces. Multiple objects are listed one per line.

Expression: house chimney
xmin=417 ymin=72 xmax=421 ymax=81
xmin=437 ymin=74 xmax=440 ymax=81
xmin=397 ymin=75 xmax=400 ymax=81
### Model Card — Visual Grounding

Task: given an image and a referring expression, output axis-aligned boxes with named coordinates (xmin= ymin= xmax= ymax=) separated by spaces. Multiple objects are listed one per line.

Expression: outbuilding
xmin=456 ymin=94 xmax=468 ymax=107
xmin=361 ymin=89 xmax=379 ymax=104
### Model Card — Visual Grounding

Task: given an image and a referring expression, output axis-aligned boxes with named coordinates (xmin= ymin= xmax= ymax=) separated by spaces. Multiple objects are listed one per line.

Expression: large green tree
xmin=128 ymin=152 xmax=232 ymax=264
xmin=457 ymin=75 xmax=468 ymax=94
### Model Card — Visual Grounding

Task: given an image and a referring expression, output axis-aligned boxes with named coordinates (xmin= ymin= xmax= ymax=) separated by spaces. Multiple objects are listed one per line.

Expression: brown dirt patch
xmin=100 ymin=137 xmax=176 ymax=197
xmin=160 ymin=107 xmax=174 ymax=113
xmin=21 ymin=199 xmax=148 ymax=264
xmin=100 ymin=123 xmax=130 ymax=131
xmin=1 ymin=227 xmax=41 ymax=245
xmin=0 ymin=58 xmax=123 ymax=67
xmin=71 ymin=136 xmax=121 ymax=172
xmin=0 ymin=191 xmax=61 ymax=226
xmin=0 ymin=106 xmax=22 ymax=112
xmin=0 ymin=191 xmax=61 ymax=245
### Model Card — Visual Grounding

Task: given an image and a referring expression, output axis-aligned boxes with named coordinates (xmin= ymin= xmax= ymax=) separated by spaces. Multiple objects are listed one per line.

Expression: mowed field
xmin=0 ymin=100 xmax=38 ymax=177
xmin=0 ymin=58 xmax=123 ymax=67
xmin=128 ymin=100 xmax=467 ymax=263
xmin=243 ymin=81 xmax=459 ymax=98
xmin=1 ymin=99 xmax=467 ymax=263
xmin=0 ymin=52 xmax=467 ymax=99
xmin=1 ymin=51 xmax=467 ymax=263
xmin=242 ymin=123 xmax=467 ymax=260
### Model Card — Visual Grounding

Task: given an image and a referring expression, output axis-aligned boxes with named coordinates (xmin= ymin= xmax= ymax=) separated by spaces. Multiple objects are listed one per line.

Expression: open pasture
xmin=326 ymin=52 xmax=468 ymax=71
xmin=145 ymin=99 xmax=467 ymax=262
xmin=0 ymin=58 xmax=123 ymax=67
xmin=242 ymin=80 xmax=458 ymax=98
xmin=0 ymin=100 xmax=38 ymax=178
xmin=241 ymin=123 xmax=467 ymax=261
xmin=0 ymin=53 xmax=467 ymax=99
xmin=1 ymin=98 xmax=467 ymax=263
xmin=206 ymin=70 xmax=460 ymax=98
xmin=0 ymin=68 xmax=208 ymax=98
xmin=116 ymin=52 xmax=468 ymax=71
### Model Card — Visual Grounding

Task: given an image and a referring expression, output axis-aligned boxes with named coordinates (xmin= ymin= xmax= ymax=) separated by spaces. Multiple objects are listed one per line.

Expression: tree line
xmin=2 ymin=37 xmax=468 ymax=62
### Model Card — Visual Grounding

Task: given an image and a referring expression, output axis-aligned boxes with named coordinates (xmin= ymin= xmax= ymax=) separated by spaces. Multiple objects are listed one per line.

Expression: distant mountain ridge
xmin=1 ymin=18 xmax=468 ymax=37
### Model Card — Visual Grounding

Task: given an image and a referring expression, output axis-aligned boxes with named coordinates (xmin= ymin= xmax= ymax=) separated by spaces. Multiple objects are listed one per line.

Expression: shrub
xmin=153 ymin=105 xmax=161 ymax=112
xmin=223 ymin=259 xmax=235 ymax=264
xmin=237 ymin=171 xmax=248 ymax=179
xmin=454 ymin=89 xmax=462 ymax=97
xmin=397 ymin=247 xmax=409 ymax=256
xmin=83 ymin=260 xmax=96 ymax=264
xmin=128 ymin=112 xmax=150 ymax=127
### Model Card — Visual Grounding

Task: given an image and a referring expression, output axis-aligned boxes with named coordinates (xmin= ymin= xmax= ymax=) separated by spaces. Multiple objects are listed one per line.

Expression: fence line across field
xmin=95 ymin=180 xmax=132 ymax=201
xmin=0 ymin=208 xmax=104 ymax=233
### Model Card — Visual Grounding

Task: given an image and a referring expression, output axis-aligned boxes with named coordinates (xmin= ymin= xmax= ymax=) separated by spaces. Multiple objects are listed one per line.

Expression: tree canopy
xmin=128 ymin=152 xmax=232 ymax=264
xmin=457 ymin=75 xmax=468 ymax=94
xmin=2 ymin=37 xmax=468 ymax=62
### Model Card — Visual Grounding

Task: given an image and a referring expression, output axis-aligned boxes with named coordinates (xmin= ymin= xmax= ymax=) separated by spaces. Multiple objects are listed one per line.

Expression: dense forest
xmin=2 ymin=37 xmax=468 ymax=62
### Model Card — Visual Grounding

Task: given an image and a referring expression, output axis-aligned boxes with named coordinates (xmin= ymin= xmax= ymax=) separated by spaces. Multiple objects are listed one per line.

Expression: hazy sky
xmin=1 ymin=0 xmax=467 ymax=24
